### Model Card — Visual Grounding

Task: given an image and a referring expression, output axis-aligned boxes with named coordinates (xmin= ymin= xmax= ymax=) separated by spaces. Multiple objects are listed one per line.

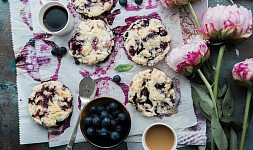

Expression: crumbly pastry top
xmin=68 ymin=20 xmax=114 ymax=65
xmin=128 ymin=68 xmax=177 ymax=117
xmin=28 ymin=81 xmax=73 ymax=127
xmin=123 ymin=18 xmax=171 ymax=66
xmin=69 ymin=0 xmax=114 ymax=17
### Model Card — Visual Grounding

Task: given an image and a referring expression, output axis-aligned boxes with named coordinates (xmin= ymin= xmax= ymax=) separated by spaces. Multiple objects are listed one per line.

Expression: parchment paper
xmin=9 ymin=0 xmax=207 ymax=147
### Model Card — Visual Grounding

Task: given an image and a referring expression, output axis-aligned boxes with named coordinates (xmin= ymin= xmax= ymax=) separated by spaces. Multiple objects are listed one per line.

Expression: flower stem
xmin=187 ymin=2 xmax=201 ymax=28
xmin=239 ymin=87 xmax=252 ymax=150
xmin=197 ymin=69 xmax=218 ymax=118
xmin=197 ymin=69 xmax=218 ymax=150
xmin=213 ymin=45 xmax=226 ymax=101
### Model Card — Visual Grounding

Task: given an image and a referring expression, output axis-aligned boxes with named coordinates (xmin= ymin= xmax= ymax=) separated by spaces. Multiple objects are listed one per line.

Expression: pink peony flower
xmin=232 ymin=58 xmax=253 ymax=87
xmin=198 ymin=5 xmax=252 ymax=44
xmin=160 ymin=0 xmax=190 ymax=8
xmin=166 ymin=35 xmax=210 ymax=76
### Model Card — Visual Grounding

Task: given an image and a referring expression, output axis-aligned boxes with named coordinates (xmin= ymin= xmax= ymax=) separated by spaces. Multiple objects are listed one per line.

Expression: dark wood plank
xmin=0 ymin=0 xmax=252 ymax=149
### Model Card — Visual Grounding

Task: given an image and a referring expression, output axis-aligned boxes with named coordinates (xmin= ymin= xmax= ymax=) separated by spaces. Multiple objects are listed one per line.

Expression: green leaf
xmin=220 ymin=116 xmax=242 ymax=129
xmin=212 ymin=42 xmax=225 ymax=46
xmin=211 ymin=117 xmax=228 ymax=150
xmin=229 ymin=127 xmax=237 ymax=150
xmin=191 ymin=82 xmax=211 ymax=121
xmin=218 ymin=82 xmax=228 ymax=98
xmin=198 ymin=145 xmax=206 ymax=150
xmin=222 ymin=82 xmax=235 ymax=117
xmin=114 ymin=64 xmax=133 ymax=72
xmin=202 ymin=60 xmax=214 ymax=83
xmin=191 ymin=82 xmax=214 ymax=119
xmin=217 ymin=98 xmax=223 ymax=118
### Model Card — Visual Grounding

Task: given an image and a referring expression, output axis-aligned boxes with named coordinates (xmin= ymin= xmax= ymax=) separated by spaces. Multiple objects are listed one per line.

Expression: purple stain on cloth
xmin=125 ymin=2 xmax=144 ymax=12
xmin=145 ymin=0 xmax=159 ymax=9
xmin=48 ymin=115 xmax=71 ymax=138
xmin=20 ymin=8 xmax=33 ymax=31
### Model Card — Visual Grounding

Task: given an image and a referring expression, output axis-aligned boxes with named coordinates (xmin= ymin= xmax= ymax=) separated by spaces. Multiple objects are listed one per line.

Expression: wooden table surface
xmin=0 ymin=0 xmax=252 ymax=149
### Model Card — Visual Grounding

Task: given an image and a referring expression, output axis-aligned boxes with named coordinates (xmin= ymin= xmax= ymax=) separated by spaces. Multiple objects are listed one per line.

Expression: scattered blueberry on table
xmin=135 ymin=0 xmax=143 ymax=5
xmin=119 ymin=0 xmax=127 ymax=6
xmin=29 ymin=38 xmax=35 ymax=47
xmin=59 ymin=47 xmax=67 ymax=56
xmin=51 ymin=47 xmax=67 ymax=57
xmin=113 ymin=75 xmax=121 ymax=83
xmin=51 ymin=47 xmax=60 ymax=56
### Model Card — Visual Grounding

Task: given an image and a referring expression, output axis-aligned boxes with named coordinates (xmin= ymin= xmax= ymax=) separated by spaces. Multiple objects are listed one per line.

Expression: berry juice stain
xmin=145 ymin=0 xmax=159 ymax=9
xmin=20 ymin=8 xmax=33 ymax=31
xmin=43 ymin=6 xmax=68 ymax=32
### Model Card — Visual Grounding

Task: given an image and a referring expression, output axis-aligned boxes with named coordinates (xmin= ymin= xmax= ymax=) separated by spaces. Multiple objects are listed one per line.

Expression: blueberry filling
xmin=155 ymin=83 xmax=165 ymax=89
xmin=28 ymin=98 xmax=34 ymax=104
xmin=160 ymin=42 xmax=168 ymax=50
xmin=39 ymin=114 xmax=45 ymax=118
xmin=136 ymin=42 xmax=144 ymax=55
xmin=123 ymin=32 xmax=128 ymax=41
xmin=129 ymin=46 xmax=136 ymax=55
xmin=159 ymin=28 xmax=168 ymax=36
xmin=69 ymin=35 xmax=84 ymax=55
xmin=91 ymin=37 xmax=99 ymax=51
xmin=141 ymin=19 xmax=149 ymax=27
xmin=132 ymin=94 xmax=137 ymax=106
xmin=41 ymin=99 xmax=49 ymax=108
xmin=143 ymin=32 xmax=157 ymax=42
xmin=140 ymin=87 xmax=149 ymax=97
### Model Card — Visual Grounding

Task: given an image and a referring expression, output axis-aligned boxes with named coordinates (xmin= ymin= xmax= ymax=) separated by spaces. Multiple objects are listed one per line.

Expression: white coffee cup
xmin=142 ymin=123 xmax=177 ymax=150
xmin=38 ymin=0 xmax=74 ymax=35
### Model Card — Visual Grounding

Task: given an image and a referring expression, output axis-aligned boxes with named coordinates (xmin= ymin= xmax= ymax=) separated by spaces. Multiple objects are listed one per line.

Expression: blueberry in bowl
xmin=80 ymin=97 xmax=131 ymax=148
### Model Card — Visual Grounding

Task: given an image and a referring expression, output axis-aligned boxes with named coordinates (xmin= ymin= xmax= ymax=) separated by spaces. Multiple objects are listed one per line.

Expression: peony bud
xmin=232 ymin=58 xmax=253 ymax=87
xmin=166 ymin=35 xmax=210 ymax=76
xmin=160 ymin=0 xmax=190 ymax=8
xmin=198 ymin=5 xmax=252 ymax=44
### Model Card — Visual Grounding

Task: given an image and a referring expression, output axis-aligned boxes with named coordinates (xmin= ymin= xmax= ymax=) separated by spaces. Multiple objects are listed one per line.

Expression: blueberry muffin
xmin=69 ymin=0 xmax=114 ymax=17
xmin=123 ymin=19 xmax=171 ymax=66
xmin=128 ymin=68 xmax=177 ymax=117
xmin=28 ymin=81 xmax=73 ymax=127
xmin=68 ymin=20 xmax=114 ymax=65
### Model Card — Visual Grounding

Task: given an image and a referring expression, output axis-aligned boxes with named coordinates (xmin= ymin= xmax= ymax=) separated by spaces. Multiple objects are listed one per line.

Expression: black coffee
xmin=43 ymin=6 xmax=68 ymax=32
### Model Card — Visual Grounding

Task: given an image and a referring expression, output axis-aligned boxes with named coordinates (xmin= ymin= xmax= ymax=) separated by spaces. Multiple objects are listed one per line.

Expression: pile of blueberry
xmin=83 ymin=102 xmax=127 ymax=141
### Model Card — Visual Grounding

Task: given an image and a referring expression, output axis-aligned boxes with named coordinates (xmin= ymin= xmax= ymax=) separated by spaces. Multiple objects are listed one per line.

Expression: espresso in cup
xmin=38 ymin=1 xmax=74 ymax=35
xmin=43 ymin=5 xmax=68 ymax=32
xmin=142 ymin=123 xmax=177 ymax=150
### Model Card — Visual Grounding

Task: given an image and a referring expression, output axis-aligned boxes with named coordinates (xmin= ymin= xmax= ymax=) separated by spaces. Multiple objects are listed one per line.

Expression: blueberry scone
xmin=69 ymin=0 xmax=114 ymax=17
xmin=28 ymin=81 xmax=73 ymax=127
xmin=128 ymin=68 xmax=177 ymax=117
xmin=68 ymin=20 xmax=114 ymax=65
xmin=123 ymin=19 xmax=171 ymax=66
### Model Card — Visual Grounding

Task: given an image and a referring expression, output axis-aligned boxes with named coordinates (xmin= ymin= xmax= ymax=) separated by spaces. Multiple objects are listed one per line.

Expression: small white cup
xmin=38 ymin=1 xmax=74 ymax=35
xmin=142 ymin=123 xmax=177 ymax=150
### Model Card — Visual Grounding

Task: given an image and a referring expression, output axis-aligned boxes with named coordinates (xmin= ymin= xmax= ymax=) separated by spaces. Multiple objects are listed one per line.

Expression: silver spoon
xmin=65 ymin=76 xmax=96 ymax=150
